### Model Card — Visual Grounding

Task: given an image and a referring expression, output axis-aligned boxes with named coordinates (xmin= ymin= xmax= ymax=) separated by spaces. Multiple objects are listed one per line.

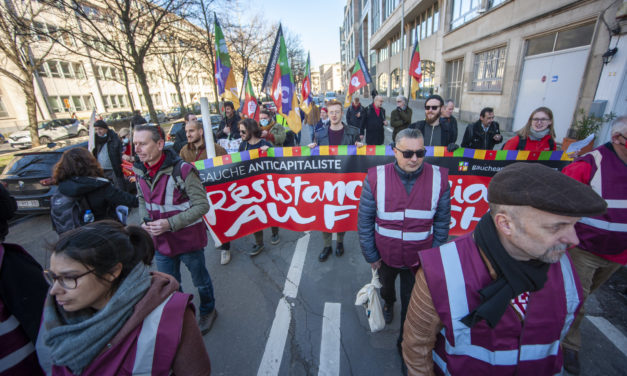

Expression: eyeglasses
xmin=239 ymin=130 xmax=247 ymax=134
xmin=532 ymin=118 xmax=551 ymax=122
xmin=43 ymin=269 xmax=95 ymax=289
xmin=425 ymin=106 xmax=440 ymax=111
xmin=395 ymin=147 xmax=426 ymax=159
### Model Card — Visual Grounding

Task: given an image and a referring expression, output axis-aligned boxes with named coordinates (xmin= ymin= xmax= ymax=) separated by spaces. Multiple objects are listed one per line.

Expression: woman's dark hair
xmin=51 ymin=220 xmax=154 ymax=293
xmin=52 ymin=147 xmax=104 ymax=183
xmin=238 ymin=118 xmax=261 ymax=138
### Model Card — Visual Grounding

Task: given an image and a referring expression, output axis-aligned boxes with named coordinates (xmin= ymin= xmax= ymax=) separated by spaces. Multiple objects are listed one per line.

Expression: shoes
xmin=335 ymin=242 xmax=344 ymax=257
xmin=563 ymin=348 xmax=580 ymax=375
xmin=198 ymin=309 xmax=218 ymax=335
xmin=383 ymin=304 xmax=394 ymax=324
xmin=271 ymin=233 xmax=281 ymax=245
xmin=220 ymin=250 xmax=231 ymax=265
xmin=249 ymin=243 xmax=264 ymax=257
xmin=319 ymin=246 xmax=332 ymax=261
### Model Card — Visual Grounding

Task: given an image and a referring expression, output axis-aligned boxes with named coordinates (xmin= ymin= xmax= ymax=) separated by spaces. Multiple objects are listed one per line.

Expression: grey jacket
xmin=313 ymin=122 xmax=360 ymax=146
xmin=358 ymin=162 xmax=451 ymax=264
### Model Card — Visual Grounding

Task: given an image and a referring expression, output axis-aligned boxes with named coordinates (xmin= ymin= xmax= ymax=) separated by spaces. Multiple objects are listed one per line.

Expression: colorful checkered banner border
xmin=197 ymin=146 xmax=572 ymax=244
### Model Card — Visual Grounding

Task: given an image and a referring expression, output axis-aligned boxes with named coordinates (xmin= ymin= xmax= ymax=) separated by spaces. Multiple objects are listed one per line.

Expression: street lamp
xmin=602 ymin=47 xmax=618 ymax=65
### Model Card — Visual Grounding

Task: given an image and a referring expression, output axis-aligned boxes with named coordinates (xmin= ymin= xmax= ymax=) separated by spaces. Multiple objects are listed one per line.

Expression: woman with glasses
xmin=37 ymin=220 xmax=211 ymax=375
xmin=503 ymin=107 xmax=557 ymax=151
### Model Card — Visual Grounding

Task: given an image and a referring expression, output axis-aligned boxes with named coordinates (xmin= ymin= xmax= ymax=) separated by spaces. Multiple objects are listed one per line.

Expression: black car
xmin=0 ymin=142 xmax=88 ymax=214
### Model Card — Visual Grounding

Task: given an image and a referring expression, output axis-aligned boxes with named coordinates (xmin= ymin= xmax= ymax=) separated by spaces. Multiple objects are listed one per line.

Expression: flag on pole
xmin=344 ymin=52 xmax=372 ymax=107
xmin=241 ymin=70 xmax=259 ymax=122
xmin=87 ymin=108 xmax=96 ymax=152
xmin=409 ymin=40 xmax=422 ymax=100
xmin=263 ymin=25 xmax=302 ymax=134
xmin=300 ymin=52 xmax=313 ymax=115
xmin=214 ymin=15 xmax=240 ymax=109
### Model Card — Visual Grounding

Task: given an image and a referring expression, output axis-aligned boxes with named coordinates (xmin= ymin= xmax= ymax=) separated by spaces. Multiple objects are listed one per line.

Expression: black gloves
xmin=447 ymin=143 xmax=459 ymax=152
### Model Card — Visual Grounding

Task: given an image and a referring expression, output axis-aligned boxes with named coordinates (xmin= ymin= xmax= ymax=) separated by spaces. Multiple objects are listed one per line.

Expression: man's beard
xmin=426 ymin=112 xmax=440 ymax=124
xmin=538 ymin=243 xmax=568 ymax=264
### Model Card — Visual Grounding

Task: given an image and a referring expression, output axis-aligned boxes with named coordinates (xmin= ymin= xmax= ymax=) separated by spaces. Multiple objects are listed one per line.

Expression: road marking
xmin=258 ymin=233 xmax=310 ymax=376
xmin=319 ymin=302 xmax=341 ymax=376
xmin=586 ymin=315 xmax=627 ymax=357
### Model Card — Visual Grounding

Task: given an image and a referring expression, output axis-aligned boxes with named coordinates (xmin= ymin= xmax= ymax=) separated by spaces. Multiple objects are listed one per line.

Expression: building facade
xmin=0 ymin=1 xmax=216 ymax=134
xmin=340 ymin=0 xmax=626 ymax=142
xmin=319 ymin=63 xmax=344 ymax=93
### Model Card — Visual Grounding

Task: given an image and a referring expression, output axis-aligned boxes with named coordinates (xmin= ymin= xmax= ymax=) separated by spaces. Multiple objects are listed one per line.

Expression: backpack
xmin=50 ymin=193 xmax=91 ymax=235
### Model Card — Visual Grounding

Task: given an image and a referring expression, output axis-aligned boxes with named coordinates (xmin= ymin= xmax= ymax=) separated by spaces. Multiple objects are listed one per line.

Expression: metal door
xmin=513 ymin=47 xmax=590 ymax=141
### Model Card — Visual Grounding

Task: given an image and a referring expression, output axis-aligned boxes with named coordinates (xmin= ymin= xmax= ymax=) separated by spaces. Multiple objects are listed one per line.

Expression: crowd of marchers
xmin=0 ymin=94 xmax=625 ymax=375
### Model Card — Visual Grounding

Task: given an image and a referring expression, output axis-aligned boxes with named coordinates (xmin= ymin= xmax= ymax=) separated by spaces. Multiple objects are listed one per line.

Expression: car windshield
xmin=325 ymin=92 xmax=335 ymax=97
xmin=37 ymin=121 xmax=53 ymax=130
xmin=3 ymin=153 xmax=62 ymax=177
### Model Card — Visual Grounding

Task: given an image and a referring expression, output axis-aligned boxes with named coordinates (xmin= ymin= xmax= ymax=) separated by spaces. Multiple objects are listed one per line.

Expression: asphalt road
xmin=4 ymin=119 xmax=626 ymax=375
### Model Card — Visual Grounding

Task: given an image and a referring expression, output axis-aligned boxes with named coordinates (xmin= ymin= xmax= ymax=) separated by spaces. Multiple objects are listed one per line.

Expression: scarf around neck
xmin=43 ymin=263 xmax=151 ymax=374
xmin=461 ymin=214 xmax=550 ymax=328
xmin=529 ymin=128 xmax=550 ymax=140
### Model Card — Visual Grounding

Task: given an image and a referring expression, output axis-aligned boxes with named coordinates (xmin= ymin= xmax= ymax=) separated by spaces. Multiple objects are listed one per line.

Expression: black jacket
xmin=217 ymin=113 xmax=242 ymax=140
xmin=93 ymin=130 xmax=124 ymax=178
xmin=346 ymin=104 xmax=365 ymax=130
xmin=461 ymin=120 xmax=502 ymax=150
xmin=0 ymin=184 xmax=16 ymax=241
xmin=362 ymin=104 xmax=386 ymax=145
xmin=410 ymin=119 xmax=458 ymax=147
xmin=58 ymin=176 xmax=138 ymax=221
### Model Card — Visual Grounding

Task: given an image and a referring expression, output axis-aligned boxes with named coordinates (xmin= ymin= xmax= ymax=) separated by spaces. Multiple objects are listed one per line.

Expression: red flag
xmin=241 ymin=70 xmax=259 ymax=121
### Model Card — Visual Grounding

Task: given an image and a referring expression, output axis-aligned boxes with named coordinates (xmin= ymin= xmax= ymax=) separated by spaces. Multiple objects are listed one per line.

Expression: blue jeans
xmin=154 ymin=249 xmax=215 ymax=315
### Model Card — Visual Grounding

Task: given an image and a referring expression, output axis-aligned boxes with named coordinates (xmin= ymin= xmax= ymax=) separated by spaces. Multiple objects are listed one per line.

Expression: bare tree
xmin=57 ymin=0 xmax=192 ymax=122
xmin=155 ymin=32 xmax=195 ymax=117
xmin=0 ymin=0 xmax=68 ymax=146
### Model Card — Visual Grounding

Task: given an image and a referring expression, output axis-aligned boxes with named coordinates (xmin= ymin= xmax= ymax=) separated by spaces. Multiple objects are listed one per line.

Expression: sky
xmin=240 ymin=0 xmax=345 ymax=69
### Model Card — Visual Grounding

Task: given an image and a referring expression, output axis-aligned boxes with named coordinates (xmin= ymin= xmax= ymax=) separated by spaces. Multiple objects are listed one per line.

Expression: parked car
xmin=103 ymin=111 xmax=134 ymax=130
xmin=166 ymin=114 xmax=222 ymax=146
xmin=0 ymin=141 xmax=88 ymax=214
xmin=8 ymin=118 xmax=87 ymax=149
xmin=142 ymin=110 xmax=166 ymax=124
xmin=324 ymin=91 xmax=337 ymax=102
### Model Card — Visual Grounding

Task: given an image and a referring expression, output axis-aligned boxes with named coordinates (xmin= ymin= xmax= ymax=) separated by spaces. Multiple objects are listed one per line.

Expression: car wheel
xmin=77 ymin=130 xmax=88 ymax=137
xmin=39 ymin=136 xmax=52 ymax=144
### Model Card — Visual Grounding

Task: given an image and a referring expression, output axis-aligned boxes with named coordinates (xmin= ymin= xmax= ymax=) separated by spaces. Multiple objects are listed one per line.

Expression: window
xmin=48 ymin=97 xmax=63 ymax=113
xmin=391 ymin=35 xmax=401 ymax=56
xmin=48 ymin=61 xmax=61 ymax=78
xmin=445 ymin=58 xmax=464 ymax=106
xmin=37 ymin=63 xmax=48 ymax=77
xmin=418 ymin=61 xmax=435 ymax=98
xmin=60 ymin=96 xmax=71 ymax=112
xmin=426 ymin=7 xmax=433 ymax=37
xmin=372 ymin=0 xmax=381 ymax=33
xmin=83 ymin=95 xmax=94 ymax=109
xmin=33 ymin=22 xmax=49 ymax=41
xmin=384 ymin=0 xmax=397 ymax=20
xmin=451 ymin=0 xmax=482 ymax=29
xmin=525 ymin=23 xmax=594 ymax=57
xmin=95 ymin=65 xmax=104 ymax=80
xmin=378 ymin=73 xmax=388 ymax=93
xmin=73 ymin=63 xmax=85 ymax=79
xmin=433 ymin=4 xmax=439 ymax=33
xmin=104 ymin=67 xmax=113 ymax=80
xmin=472 ymin=46 xmax=507 ymax=92
xmin=379 ymin=46 xmax=388 ymax=62
xmin=72 ymin=96 xmax=85 ymax=111
xmin=103 ymin=95 xmax=111 ymax=110
xmin=60 ymin=62 xmax=72 ymax=78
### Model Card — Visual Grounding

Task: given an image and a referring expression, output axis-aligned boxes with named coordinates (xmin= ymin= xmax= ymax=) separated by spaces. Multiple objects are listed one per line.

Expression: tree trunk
xmin=134 ymin=67 xmax=157 ymax=124
xmin=174 ymin=81 xmax=186 ymax=118
xmin=24 ymin=79 xmax=40 ymax=147
xmin=122 ymin=67 xmax=135 ymax=112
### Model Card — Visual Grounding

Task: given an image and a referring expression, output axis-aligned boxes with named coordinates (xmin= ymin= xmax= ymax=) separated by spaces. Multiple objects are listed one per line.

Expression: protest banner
xmin=194 ymin=146 xmax=572 ymax=244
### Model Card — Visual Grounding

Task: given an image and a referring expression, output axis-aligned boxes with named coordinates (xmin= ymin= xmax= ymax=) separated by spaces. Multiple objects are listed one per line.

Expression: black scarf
xmin=461 ymin=214 xmax=550 ymax=328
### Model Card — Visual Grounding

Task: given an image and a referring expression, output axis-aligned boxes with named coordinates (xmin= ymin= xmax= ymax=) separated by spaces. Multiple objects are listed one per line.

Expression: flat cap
xmin=488 ymin=162 xmax=607 ymax=217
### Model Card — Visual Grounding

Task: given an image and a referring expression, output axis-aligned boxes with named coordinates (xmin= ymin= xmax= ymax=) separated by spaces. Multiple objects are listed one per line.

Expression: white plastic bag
xmin=355 ymin=269 xmax=385 ymax=332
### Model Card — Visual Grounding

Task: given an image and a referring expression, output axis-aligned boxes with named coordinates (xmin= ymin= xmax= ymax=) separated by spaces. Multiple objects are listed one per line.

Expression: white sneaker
xmin=220 ymin=250 xmax=231 ymax=265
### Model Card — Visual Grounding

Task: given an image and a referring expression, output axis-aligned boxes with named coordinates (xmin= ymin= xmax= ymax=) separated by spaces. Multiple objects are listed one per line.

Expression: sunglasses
xmin=239 ymin=130 xmax=247 ymax=134
xmin=425 ymin=105 xmax=440 ymax=111
xmin=395 ymin=147 xmax=426 ymax=159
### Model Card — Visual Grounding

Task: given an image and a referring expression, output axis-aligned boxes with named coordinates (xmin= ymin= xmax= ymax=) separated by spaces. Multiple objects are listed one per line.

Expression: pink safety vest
xmin=368 ymin=162 xmax=448 ymax=268
xmin=575 ymin=146 xmax=627 ymax=255
xmin=419 ymin=234 xmax=582 ymax=375
xmin=53 ymin=292 xmax=191 ymax=376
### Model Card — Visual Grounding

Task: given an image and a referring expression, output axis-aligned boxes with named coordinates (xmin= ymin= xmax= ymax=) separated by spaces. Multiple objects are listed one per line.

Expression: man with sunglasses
xmin=409 ymin=94 xmax=458 ymax=151
xmin=358 ymin=128 xmax=451 ymax=354
xmin=561 ymin=116 xmax=627 ymax=374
